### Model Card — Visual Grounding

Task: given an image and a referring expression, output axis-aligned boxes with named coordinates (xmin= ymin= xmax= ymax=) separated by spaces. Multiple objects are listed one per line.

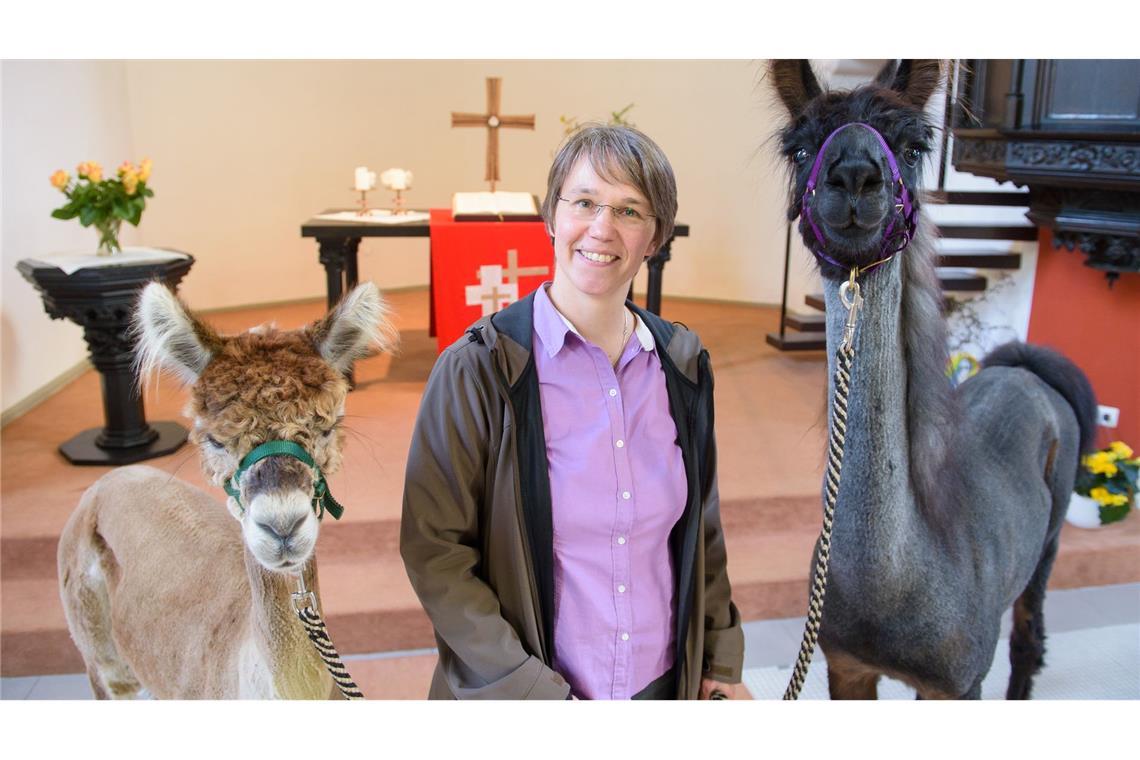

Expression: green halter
xmin=222 ymin=440 xmax=345 ymax=520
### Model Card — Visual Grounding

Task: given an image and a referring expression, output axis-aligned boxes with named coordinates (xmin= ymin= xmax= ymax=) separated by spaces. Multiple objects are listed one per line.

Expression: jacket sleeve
xmin=700 ymin=369 xmax=745 ymax=684
xmin=399 ymin=346 xmax=570 ymax=699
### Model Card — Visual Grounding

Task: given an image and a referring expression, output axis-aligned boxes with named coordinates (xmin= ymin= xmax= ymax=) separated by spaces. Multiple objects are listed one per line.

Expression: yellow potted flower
xmin=49 ymin=158 xmax=154 ymax=255
xmin=1066 ymin=441 xmax=1139 ymax=528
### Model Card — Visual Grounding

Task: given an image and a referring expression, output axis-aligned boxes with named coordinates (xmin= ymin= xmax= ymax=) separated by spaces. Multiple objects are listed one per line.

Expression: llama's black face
xmin=770 ymin=60 xmax=944 ymax=280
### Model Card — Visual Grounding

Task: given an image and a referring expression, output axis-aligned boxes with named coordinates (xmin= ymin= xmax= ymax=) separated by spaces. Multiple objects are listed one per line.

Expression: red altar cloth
xmin=429 ymin=209 xmax=555 ymax=353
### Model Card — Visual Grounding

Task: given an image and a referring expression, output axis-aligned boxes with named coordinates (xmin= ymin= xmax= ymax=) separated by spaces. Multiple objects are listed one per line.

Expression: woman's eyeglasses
xmin=558 ymin=196 xmax=656 ymax=229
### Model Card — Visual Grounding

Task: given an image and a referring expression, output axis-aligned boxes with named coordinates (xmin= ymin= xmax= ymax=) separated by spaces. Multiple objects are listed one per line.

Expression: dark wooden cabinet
xmin=951 ymin=59 xmax=1140 ymax=282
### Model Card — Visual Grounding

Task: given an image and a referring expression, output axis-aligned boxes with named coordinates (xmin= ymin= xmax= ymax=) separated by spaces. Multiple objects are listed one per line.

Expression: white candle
xmin=354 ymin=166 xmax=374 ymax=191
xmin=381 ymin=168 xmax=412 ymax=191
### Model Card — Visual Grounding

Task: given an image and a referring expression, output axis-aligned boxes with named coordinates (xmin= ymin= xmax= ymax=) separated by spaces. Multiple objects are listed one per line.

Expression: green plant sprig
xmin=51 ymin=176 xmax=153 ymax=228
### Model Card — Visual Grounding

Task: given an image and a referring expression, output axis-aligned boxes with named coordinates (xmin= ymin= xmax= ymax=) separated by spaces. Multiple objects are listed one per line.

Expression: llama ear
xmin=308 ymin=282 xmax=399 ymax=372
xmin=873 ymin=59 xmax=900 ymax=87
xmin=133 ymin=282 xmax=221 ymax=387
xmin=768 ymin=59 xmax=823 ymax=119
xmin=876 ymin=59 xmax=945 ymax=107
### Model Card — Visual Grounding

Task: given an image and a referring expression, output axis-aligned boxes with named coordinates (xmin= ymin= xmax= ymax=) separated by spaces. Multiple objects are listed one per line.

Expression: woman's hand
xmin=699 ymin=677 xmax=737 ymax=700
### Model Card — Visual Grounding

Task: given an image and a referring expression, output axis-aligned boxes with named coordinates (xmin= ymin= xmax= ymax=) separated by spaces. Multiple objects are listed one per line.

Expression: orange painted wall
xmin=1027 ymin=230 xmax=1140 ymax=449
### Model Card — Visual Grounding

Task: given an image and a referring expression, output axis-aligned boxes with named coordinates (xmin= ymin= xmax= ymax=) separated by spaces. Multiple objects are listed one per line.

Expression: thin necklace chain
xmin=613 ymin=308 xmax=631 ymax=365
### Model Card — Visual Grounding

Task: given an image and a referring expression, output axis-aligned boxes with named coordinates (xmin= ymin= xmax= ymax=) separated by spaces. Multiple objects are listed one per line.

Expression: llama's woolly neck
xmin=244 ymin=550 xmax=332 ymax=699
xmin=821 ymin=222 xmax=954 ymax=589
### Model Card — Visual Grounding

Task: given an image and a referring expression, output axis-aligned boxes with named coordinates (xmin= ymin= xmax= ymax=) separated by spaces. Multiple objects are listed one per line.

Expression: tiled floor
xmin=4 ymin=582 xmax=1136 ymax=700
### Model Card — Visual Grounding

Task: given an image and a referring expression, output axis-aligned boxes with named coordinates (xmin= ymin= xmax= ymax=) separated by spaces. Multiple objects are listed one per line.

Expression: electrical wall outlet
xmin=1097 ymin=405 xmax=1120 ymax=428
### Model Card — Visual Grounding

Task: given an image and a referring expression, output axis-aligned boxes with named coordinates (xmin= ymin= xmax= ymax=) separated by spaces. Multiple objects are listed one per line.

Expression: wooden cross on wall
xmin=451 ymin=77 xmax=535 ymax=193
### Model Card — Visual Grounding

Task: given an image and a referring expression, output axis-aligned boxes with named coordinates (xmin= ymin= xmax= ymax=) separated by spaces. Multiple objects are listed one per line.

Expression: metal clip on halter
xmin=838 ymin=268 xmax=863 ymax=353
xmin=291 ymin=574 xmax=317 ymax=612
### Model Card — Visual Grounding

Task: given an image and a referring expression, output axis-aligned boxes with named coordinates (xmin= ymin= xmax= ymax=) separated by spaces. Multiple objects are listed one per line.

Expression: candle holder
xmin=392 ymin=188 xmax=407 ymax=215
xmin=355 ymin=188 xmax=370 ymax=216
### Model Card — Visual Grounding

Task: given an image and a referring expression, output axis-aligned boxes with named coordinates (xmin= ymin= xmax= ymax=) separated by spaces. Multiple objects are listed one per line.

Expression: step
xmin=937 ymin=251 xmax=1022 ymax=269
xmin=0 ymin=509 xmax=408 ymax=582
xmin=2 ymin=495 xmax=826 ymax=579
xmin=765 ymin=332 xmax=826 ymax=352
xmin=342 ymin=653 xmax=440 ymax=699
xmin=783 ymin=312 xmax=826 ymax=332
xmin=2 ymin=496 xmax=819 ymax=677
xmin=808 ymin=292 xmax=957 ymax=313
xmin=0 ymin=552 xmax=434 ymax=678
xmin=7 ymin=493 xmax=1139 ymax=678
xmin=805 ymin=272 xmax=985 ymax=314
xmin=923 ymin=190 xmax=1030 ymax=207
xmin=936 ymin=224 xmax=1037 ymax=241
xmin=937 ymin=271 xmax=988 ymax=292
xmin=728 ymin=518 xmax=1140 ymax=624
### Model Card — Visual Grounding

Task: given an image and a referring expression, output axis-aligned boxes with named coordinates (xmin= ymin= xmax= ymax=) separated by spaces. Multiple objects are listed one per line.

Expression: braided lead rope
xmin=782 ymin=344 xmax=853 ymax=700
xmin=783 ymin=273 xmax=862 ymax=701
xmin=292 ymin=584 xmax=364 ymax=700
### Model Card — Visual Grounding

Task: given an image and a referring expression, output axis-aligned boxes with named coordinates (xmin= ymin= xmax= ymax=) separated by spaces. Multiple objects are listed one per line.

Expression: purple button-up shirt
xmin=532 ymin=284 xmax=688 ymax=699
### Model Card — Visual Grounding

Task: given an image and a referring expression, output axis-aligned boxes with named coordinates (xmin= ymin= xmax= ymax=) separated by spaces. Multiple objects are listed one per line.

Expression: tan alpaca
xmin=57 ymin=282 xmax=397 ymax=699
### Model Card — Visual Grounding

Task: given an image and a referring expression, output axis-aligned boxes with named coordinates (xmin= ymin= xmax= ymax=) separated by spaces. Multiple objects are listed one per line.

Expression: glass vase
xmin=94 ymin=217 xmax=123 ymax=256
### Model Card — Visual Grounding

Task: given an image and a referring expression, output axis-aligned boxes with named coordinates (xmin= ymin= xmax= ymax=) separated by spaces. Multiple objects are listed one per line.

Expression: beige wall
xmin=124 ymin=60 xmax=792 ymax=310
xmin=4 ymin=59 xmax=804 ymax=415
xmin=2 ymin=61 xmax=139 ymax=415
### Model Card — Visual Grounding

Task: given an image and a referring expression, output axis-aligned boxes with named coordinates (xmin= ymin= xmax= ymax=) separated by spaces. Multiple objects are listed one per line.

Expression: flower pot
xmin=1065 ymin=492 xmax=1105 ymax=529
xmin=1066 ymin=491 xmax=1136 ymax=528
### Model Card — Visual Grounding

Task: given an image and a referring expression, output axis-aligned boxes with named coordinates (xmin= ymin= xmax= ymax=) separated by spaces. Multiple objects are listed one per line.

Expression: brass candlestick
xmin=392 ymin=188 xmax=407 ymax=215
xmin=356 ymin=189 xmax=370 ymax=216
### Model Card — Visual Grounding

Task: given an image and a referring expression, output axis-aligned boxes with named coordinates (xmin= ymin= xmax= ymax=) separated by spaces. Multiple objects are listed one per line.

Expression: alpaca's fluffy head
xmin=133 ymin=281 xmax=397 ymax=572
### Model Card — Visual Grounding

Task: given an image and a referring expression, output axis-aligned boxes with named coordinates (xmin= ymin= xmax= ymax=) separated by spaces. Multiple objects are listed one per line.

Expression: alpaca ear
xmin=876 ymin=59 xmax=945 ymax=107
xmin=308 ymin=282 xmax=399 ymax=372
xmin=133 ymin=282 xmax=221 ymax=387
xmin=768 ymin=59 xmax=823 ymax=119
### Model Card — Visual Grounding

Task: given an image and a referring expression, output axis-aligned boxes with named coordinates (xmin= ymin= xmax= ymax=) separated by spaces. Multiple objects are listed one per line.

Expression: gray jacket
xmin=400 ymin=292 xmax=743 ymax=699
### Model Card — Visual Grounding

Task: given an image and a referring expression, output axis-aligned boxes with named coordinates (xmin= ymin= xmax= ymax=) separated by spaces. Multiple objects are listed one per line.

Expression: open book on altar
xmin=452 ymin=191 xmax=542 ymax=221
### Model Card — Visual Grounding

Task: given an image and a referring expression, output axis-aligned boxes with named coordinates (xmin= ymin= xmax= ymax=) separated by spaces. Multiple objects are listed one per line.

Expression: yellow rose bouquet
xmin=49 ymin=158 xmax=154 ymax=255
xmin=1074 ymin=441 xmax=1139 ymax=525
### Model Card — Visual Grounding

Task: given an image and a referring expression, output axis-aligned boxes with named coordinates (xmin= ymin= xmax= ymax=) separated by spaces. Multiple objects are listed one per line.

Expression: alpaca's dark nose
xmin=257 ymin=514 xmax=306 ymax=545
xmin=827 ymin=156 xmax=884 ymax=198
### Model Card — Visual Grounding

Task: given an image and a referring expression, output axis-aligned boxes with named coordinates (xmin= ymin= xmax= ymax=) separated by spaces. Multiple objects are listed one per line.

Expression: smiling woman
xmin=545 ymin=157 xmax=660 ymax=360
xmin=538 ymin=126 xmax=674 ymax=361
xmin=400 ymin=125 xmax=744 ymax=701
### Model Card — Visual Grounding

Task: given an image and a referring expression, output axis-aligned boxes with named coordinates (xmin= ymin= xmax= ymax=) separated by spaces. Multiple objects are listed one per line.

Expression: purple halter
xmin=801 ymin=122 xmax=917 ymax=275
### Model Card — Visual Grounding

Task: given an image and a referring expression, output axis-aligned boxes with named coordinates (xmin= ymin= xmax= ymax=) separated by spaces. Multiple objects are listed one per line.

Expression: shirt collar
xmin=533 ymin=283 xmax=655 ymax=358
xmin=631 ymin=311 xmax=655 ymax=352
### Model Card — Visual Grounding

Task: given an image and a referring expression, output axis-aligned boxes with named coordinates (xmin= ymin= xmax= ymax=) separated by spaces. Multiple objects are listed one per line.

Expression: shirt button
xmin=609 ymin=388 xmax=617 ymax=397
xmin=618 ymin=584 xmax=626 ymax=593
xmin=621 ymin=632 xmax=630 ymax=641
xmin=622 ymin=491 xmax=631 ymax=500
xmin=617 ymin=536 xmax=626 ymax=545
xmin=615 ymin=439 xmax=624 ymax=448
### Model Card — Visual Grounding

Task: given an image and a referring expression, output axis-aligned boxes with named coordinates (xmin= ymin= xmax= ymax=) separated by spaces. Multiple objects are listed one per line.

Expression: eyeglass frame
xmin=556 ymin=196 xmax=657 ymax=226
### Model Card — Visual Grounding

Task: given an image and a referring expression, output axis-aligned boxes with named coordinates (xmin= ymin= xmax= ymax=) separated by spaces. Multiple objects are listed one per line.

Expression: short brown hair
xmin=542 ymin=124 xmax=677 ymax=250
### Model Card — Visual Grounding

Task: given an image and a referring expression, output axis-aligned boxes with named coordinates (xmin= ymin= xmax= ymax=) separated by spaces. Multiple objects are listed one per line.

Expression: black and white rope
xmin=294 ymin=605 xmax=365 ymax=700
xmin=783 ymin=345 xmax=853 ymax=700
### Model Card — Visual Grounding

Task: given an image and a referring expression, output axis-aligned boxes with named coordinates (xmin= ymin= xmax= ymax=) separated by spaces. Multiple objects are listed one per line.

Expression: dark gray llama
xmin=769 ymin=59 xmax=1098 ymax=699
